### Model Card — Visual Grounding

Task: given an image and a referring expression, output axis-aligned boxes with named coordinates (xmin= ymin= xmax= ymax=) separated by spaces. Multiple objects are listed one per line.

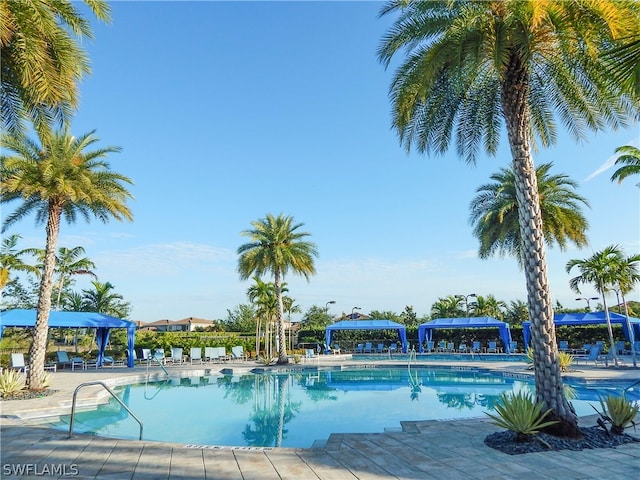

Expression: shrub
xmin=485 ymin=391 xmax=559 ymax=442
xmin=558 ymin=351 xmax=574 ymax=372
xmin=593 ymin=395 xmax=639 ymax=435
xmin=526 ymin=347 xmax=574 ymax=372
xmin=0 ymin=369 xmax=25 ymax=396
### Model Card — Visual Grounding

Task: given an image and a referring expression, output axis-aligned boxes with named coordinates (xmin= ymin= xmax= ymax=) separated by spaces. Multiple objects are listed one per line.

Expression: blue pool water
xmin=47 ymin=367 xmax=636 ymax=448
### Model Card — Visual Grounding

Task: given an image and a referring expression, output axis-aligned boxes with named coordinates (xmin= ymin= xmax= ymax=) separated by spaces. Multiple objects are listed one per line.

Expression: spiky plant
xmin=486 ymin=391 xmax=559 ymax=442
xmin=593 ymin=396 xmax=639 ymax=435
xmin=0 ymin=369 xmax=25 ymax=396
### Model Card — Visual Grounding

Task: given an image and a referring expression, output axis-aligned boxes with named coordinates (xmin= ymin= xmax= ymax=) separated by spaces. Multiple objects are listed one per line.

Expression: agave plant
xmin=485 ymin=391 xmax=559 ymax=442
xmin=593 ymin=395 xmax=639 ymax=435
xmin=0 ymin=369 xmax=26 ymax=396
xmin=526 ymin=347 xmax=573 ymax=372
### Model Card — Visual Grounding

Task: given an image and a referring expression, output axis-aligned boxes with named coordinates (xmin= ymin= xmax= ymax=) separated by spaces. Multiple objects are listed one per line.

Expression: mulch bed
xmin=0 ymin=389 xmax=57 ymax=401
xmin=485 ymin=426 xmax=640 ymax=455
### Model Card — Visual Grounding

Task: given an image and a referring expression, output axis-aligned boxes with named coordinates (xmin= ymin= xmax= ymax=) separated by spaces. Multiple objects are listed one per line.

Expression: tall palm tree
xmin=0 ymin=233 xmax=38 ymax=292
xmin=0 ymin=0 xmax=111 ymax=137
xmin=470 ymin=163 xmax=589 ymax=265
xmin=610 ymin=145 xmax=640 ymax=186
xmin=603 ymin=34 xmax=640 ymax=96
xmin=247 ymin=276 xmax=277 ymax=358
xmin=238 ymin=214 xmax=317 ymax=365
xmin=612 ymin=249 xmax=640 ymax=366
xmin=378 ymin=0 xmax=640 ymax=435
xmin=0 ymin=128 xmax=133 ymax=389
xmin=566 ymin=245 xmax=628 ymax=366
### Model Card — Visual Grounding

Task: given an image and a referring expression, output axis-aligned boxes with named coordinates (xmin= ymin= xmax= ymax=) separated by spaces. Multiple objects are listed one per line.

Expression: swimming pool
xmin=44 ymin=367 xmax=635 ymax=448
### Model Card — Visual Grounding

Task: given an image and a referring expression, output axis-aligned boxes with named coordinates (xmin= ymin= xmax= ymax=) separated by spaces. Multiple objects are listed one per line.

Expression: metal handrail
xmin=146 ymin=353 xmax=169 ymax=376
xmin=68 ymin=381 xmax=143 ymax=440
xmin=623 ymin=378 xmax=640 ymax=398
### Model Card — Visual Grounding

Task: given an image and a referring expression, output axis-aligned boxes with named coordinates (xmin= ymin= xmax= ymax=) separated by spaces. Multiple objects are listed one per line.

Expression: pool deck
xmin=1 ymin=356 xmax=639 ymax=479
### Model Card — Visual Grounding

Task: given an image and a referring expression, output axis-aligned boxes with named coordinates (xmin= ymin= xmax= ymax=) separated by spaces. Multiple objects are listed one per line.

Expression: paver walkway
xmin=1 ymin=358 xmax=639 ymax=479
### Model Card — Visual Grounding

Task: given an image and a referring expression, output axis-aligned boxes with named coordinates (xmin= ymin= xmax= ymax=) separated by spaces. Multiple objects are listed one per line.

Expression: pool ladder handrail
xmin=146 ymin=351 xmax=169 ymax=376
xmin=68 ymin=381 xmax=143 ymax=440
xmin=623 ymin=378 xmax=640 ymax=398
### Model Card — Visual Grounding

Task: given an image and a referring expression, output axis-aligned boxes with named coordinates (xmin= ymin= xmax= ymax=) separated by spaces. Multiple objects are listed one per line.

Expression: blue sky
xmin=7 ymin=1 xmax=639 ymax=322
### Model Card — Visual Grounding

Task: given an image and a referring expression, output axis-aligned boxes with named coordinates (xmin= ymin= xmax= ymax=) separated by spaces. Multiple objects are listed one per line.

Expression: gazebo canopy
xmin=522 ymin=311 xmax=640 ymax=347
xmin=0 ymin=309 xmax=136 ymax=367
xmin=417 ymin=317 xmax=512 ymax=353
xmin=324 ymin=319 xmax=408 ymax=353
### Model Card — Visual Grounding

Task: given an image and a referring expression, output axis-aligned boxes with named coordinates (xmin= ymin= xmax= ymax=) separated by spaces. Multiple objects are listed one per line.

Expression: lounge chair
xmin=574 ymin=344 xmax=601 ymax=365
xmin=304 ymin=349 xmax=317 ymax=362
xmin=10 ymin=353 xmax=28 ymax=372
xmin=56 ymin=351 xmax=71 ymax=369
xmin=71 ymin=356 xmax=85 ymax=371
xmin=332 ymin=343 xmax=341 ymax=354
xmin=425 ymin=341 xmax=435 ymax=353
xmin=559 ymin=340 xmax=570 ymax=352
xmin=470 ymin=341 xmax=481 ymax=353
xmin=388 ymin=344 xmax=398 ymax=354
xmin=446 ymin=342 xmax=455 ymax=353
xmin=190 ymin=347 xmax=203 ymax=364
xmin=103 ymin=356 xmax=125 ymax=368
xmin=153 ymin=350 xmax=166 ymax=365
xmin=615 ymin=341 xmax=626 ymax=355
xmin=437 ymin=341 xmax=447 ymax=352
xmin=167 ymin=348 xmax=183 ymax=364
xmin=231 ymin=346 xmax=246 ymax=361
xmin=376 ymin=343 xmax=385 ymax=354
xmin=355 ymin=343 xmax=364 ymax=353
xmin=364 ymin=342 xmax=373 ymax=353
xmin=204 ymin=347 xmax=217 ymax=362
xmin=458 ymin=343 xmax=467 ymax=353
xmin=486 ymin=341 xmax=497 ymax=353
xmin=509 ymin=341 xmax=518 ymax=353
xmin=139 ymin=348 xmax=152 ymax=364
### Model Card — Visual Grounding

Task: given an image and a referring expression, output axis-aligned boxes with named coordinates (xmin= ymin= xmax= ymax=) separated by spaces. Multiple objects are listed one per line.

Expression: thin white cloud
xmin=584 ymin=137 xmax=640 ymax=182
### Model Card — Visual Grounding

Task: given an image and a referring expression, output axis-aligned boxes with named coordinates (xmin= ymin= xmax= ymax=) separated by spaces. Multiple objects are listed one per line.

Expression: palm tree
xmin=612 ymin=250 xmax=640 ymax=366
xmin=377 ymin=0 xmax=640 ymax=435
xmin=247 ymin=276 xmax=277 ymax=358
xmin=470 ymin=295 xmax=506 ymax=320
xmin=610 ymin=145 xmax=640 ymax=186
xmin=29 ymin=245 xmax=98 ymax=309
xmin=238 ymin=214 xmax=317 ymax=365
xmin=0 ymin=128 xmax=133 ymax=390
xmin=0 ymin=0 xmax=111 ymax=137
xmin=603 ymin=35 xmax=640 ymax=96
xmin=566 ymin=245 xmax=628 ymax=366
xmin=470 ymin=163 xmax=589 ymax=265
xmin=82 ymin=280 xmax=130 ymax=318
xmin=430 ymin=296 xmax=464 ymax=319
xmin=0 ymin=233 xmax=38 ymax=293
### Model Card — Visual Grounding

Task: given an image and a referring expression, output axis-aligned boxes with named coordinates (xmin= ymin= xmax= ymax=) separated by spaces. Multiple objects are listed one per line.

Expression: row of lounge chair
xmin=354 ymin=343 xmax=398 ymax=354
xmin=137 ymin=346 xmax=247 ymax=365
xmin=422 ymin=341 xmax=513 ymax=353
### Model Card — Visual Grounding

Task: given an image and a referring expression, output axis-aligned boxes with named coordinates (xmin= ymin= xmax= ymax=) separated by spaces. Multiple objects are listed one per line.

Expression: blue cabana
xmin=0 ymin=309 xmax=136 ymax=367
xmin=324 ymin=319 xmax=408 ymax=353
xmin=522 ymin=311 xmax=640 ymax=347
xmin=418 ymin=317 xmax=513 ymax=353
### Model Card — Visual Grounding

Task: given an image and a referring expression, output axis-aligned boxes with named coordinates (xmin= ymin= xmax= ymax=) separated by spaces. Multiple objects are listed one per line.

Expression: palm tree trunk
xmin=273 ymin=270 xmax=289 ymax=364
xmin=599 ymin=285 xmax=619 ymax=366
xmin=27 ymin=205 xmax=61 ymax=390
xmin=620 ymin=291 xmax=637 ymax=367
xmin=501 ymin=54 xmax=578 ymax=435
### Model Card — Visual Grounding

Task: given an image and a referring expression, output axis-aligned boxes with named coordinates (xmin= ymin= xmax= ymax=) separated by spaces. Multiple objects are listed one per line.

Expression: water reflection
xmin=52 ymin=368 xmax=635 ymax=448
